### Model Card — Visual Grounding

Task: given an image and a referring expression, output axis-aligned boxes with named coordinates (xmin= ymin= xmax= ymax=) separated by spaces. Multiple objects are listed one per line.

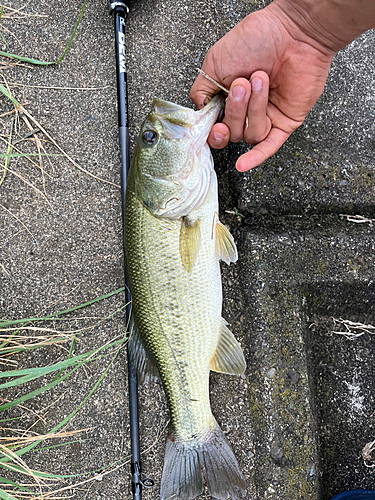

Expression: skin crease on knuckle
xmin=224 ymin=81 xmax=251 ymax=143
xmin=244 ymin=74 xmax=271 ymax=145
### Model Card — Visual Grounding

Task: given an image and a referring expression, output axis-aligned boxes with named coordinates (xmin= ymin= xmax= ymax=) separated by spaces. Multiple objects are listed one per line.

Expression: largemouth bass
xmin=124 ymin=94 xmax=247 ymax=500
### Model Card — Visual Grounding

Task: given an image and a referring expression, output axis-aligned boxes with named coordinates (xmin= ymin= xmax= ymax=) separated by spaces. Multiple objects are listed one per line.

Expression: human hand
xmin=190 ymin=0 xmax=336 ymax=172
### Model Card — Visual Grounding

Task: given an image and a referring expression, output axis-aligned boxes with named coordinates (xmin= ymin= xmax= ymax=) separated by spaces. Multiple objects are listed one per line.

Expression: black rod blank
xmin=108 ymin=2 xmax=142 ymax=499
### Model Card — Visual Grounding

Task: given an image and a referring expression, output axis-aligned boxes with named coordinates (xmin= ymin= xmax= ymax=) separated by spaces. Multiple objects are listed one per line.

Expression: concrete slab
xmin=236 ymin=216 xmax=375 ymax=499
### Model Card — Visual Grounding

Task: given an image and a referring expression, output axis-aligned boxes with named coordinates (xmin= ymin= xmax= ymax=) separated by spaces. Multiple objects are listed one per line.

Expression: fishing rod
xmin=108 ymin=2 xmax=153 ymax=498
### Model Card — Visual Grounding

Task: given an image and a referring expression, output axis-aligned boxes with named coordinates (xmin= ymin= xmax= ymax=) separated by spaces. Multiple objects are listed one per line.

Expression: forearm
xmin=270 ymin=0 xmax=375 ymax=52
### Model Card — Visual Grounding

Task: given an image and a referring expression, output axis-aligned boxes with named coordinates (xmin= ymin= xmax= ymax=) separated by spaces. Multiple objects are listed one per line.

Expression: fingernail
xmin=213 ymin=131 xmax=224 ymax=142
xmin=231 ymin=85 xmax=246 ymax=100
xmin=251 ymin=78 xmax=262 ymax=91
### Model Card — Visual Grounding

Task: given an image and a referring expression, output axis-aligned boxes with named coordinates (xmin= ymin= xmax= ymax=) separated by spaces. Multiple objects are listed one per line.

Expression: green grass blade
xmin=0 ymin=476 xmax=34 ymax=494
xmin=54 ymin=0 xmax=87 ymax=64
xmin=1 ymin=346 xmax=103 ymax=381
xmin=0 ymin=453 xmax=130 ymax=481
xmin=0 ymin=338 xmax=123 ymax=389
xmin=0 ymin=287 xmax=125 ymax=357
xmin=1 ymin=461 xmax=64 ymax=480
xmin=33 ymin=438 xmax=88 ymax=453
xmin=0 ymin=286 xmax=128 ymax=494
xmin=0 ymin=52 xmax=54 ymax=65
xmin=0 ymin=363 xmax=83 ymax=413
xmin=0 ymin=488 xmax=20 ymax=500
xmin=0 ymin=417 xmax=21 ymax=423
xmin=51 ymin=336 xmax=76 ymax=383
xmin=0 ymin=476 xmax=32 ymax=492
xmin=1 ymin=301 xmax=127 ymax=387
xmin=0 ymin=287 xmax=125 ymax=329
xmin=0 ymin=117 xmax=13 ymax=187
xmin=0 ymin=339 xmax=71 ymax=356
xmin=0 ymin=0 xmax=87 ymax=66
xmin=0 ymin=342 xmax=124 ymax=413
xmin=0 ymin=32 xmax=9 ymax=50
xmin=0 ymin=85 xmax=19 ymax=107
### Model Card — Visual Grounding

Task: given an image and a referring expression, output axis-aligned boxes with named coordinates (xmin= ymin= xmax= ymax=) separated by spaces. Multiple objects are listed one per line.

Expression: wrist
xmin=267 ymin=0 xmax=375 ymax=53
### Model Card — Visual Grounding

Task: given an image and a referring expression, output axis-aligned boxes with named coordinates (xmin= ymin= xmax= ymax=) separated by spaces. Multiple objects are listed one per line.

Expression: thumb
xmin=190 ymin=72 xmax=223 ymax=109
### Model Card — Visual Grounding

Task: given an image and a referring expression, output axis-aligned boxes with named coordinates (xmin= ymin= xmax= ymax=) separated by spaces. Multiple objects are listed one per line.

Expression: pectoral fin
xmin=179 ymin=217 xmax=201 ymax=273
xmin=128 ymin=314 xmax=159 ymax=384
xmin=209 ymin=319 xmax=246 ymax=375
xmin=215 ymin=219 xmax=238 ymax=265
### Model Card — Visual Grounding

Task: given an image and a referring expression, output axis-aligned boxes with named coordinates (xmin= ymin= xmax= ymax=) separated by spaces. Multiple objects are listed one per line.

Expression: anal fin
xmin=210 ymin=318 xmax=246 ymax=375
xmin=128 ymin=314 xmax=159 ymax=384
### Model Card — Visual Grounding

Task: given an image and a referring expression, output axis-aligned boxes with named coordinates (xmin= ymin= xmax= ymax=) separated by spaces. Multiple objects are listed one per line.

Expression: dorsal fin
xmin=209 ymin=319 xmax=246 ymax=375
xmin=215 ymin=219 xmax=238 ymax=265
xmin=179 ymin=216 xmax=201 ymax=273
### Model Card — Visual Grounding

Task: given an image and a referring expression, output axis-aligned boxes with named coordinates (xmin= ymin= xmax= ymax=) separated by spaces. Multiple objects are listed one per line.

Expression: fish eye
xmin=142 ymin=130 xmax=158 ymax=146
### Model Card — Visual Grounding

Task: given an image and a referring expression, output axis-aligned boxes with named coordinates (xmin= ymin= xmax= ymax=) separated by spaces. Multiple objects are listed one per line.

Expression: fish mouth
xmin=193 ymin=94 xmax=224 ymax=142
xmin=150 ymin=94 xmax=224 ymax=144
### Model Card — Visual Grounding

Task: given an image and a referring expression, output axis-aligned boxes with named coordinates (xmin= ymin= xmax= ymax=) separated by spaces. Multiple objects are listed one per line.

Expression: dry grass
xmin=331 ymin=317 xmax=375 ymax=340
xmin=340 ymin=214 xmax=375 ymax=224
xmin=362 ymin=440 xmax=375 ymax=468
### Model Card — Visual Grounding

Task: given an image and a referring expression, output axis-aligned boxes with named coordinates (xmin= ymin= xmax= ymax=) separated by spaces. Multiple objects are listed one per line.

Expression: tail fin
xmin=160 ymin=422 xmax=246 ymax=500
